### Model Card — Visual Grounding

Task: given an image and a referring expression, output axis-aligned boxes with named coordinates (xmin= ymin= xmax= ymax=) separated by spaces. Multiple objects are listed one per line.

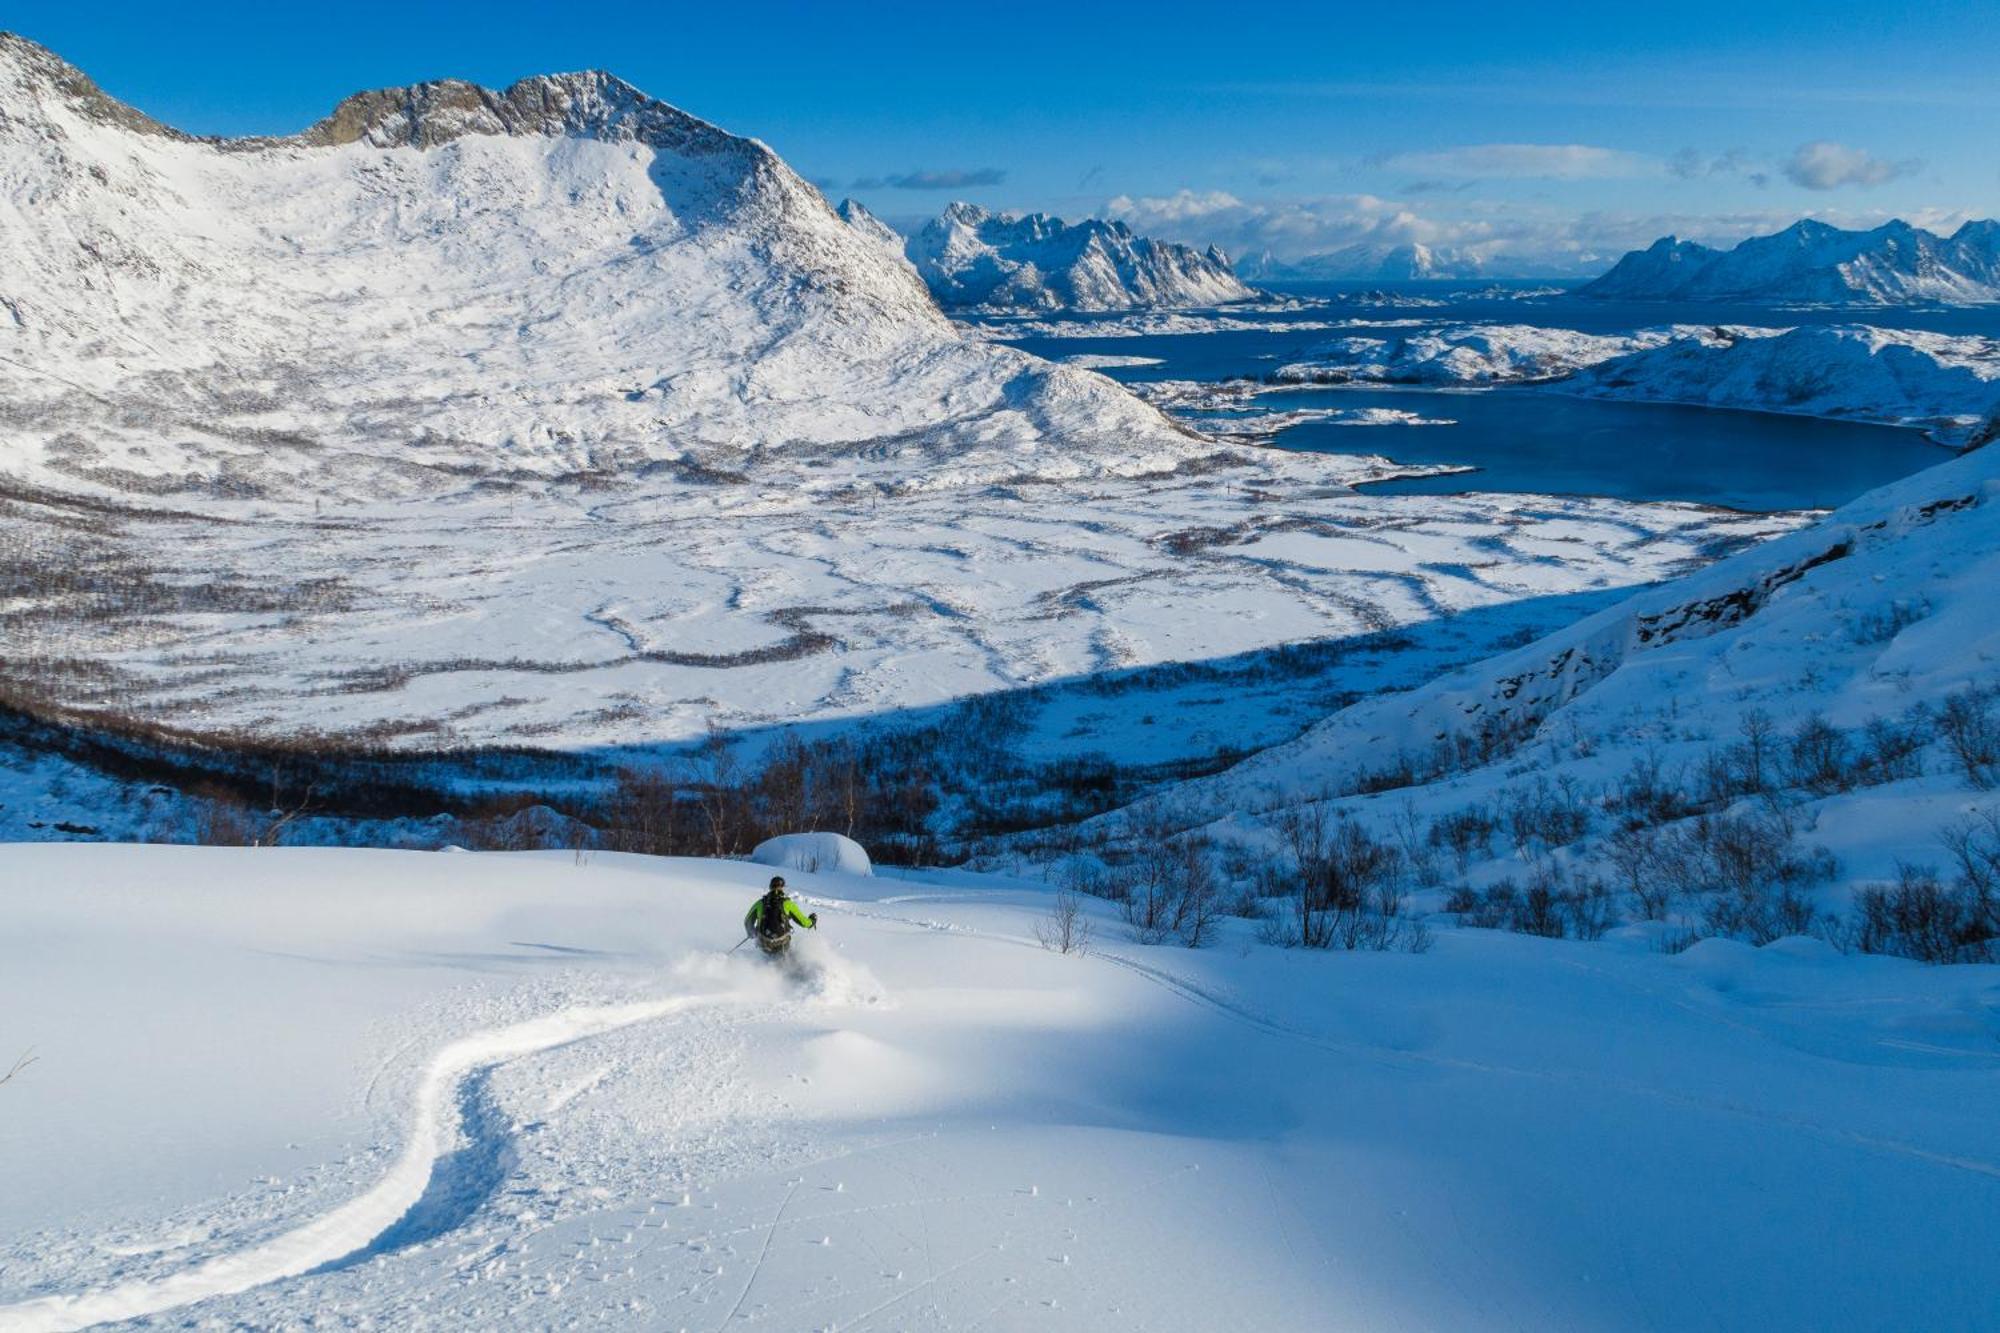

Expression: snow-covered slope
xmin=3 ymin=844 xmax=1995 ymax=1330
xmin=833 ymin=195 xmax=908 ymax=265
xmin=1160 ymin=434 xmax=2000 ymax=958
xmin=1578 ymin=218 xmax=2000 ymax=304
xmin=1560 ymin=324 xmax=2000 ymax=443
xmin=904 ymin=201 xmax=1254 ymax=311
xmin=1274 ymin=320 xmax=2000 ymax=441
xmin=1272 ymin=323 xmax=1683 ymax=385
xmin=0 ymin=34 xmax=1192 ymax=502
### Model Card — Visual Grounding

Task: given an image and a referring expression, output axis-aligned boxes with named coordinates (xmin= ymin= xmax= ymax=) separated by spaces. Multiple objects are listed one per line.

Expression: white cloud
xmin=1102 ymin=188 xmax=1974 ymax=274
xmin=1782 ymin=141 xmax=1920 ymax=190
xmin=1372 ymin=143 xmax=1656 ymax=180
xmin=1105 ymin=190 xmax=1474 ymax=263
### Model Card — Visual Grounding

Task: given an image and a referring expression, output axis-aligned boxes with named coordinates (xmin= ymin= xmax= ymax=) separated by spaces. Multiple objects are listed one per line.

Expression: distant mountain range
xmin=866 ymin=201 xmax=1254 ymax=311
xmin=1241 ymin=242 xmax=1487 ymax=282
xmin=1578 ymin=218 xmax=2000 ymax=304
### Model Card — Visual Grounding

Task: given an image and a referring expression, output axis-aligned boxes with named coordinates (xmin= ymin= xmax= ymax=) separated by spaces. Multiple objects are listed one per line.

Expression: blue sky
xmin=9 ymin=0 xmax=1997 ymax=271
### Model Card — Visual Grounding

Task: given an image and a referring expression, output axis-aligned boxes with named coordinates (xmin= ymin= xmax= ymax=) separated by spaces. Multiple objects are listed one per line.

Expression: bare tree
xmin=1035 ymin=889 xmax=1094 ymax=955
xmin=0 ymin=1049 xmax=35 ymax=1089
xmin=253 ymin=775 xmax=314 ymax=848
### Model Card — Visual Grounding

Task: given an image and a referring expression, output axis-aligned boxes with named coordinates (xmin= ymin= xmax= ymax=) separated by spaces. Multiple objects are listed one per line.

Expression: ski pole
xmin=727 ymin=933 xmax=752 ymax=956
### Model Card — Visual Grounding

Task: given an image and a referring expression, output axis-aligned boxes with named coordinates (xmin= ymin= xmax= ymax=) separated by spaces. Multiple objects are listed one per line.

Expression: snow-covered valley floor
xmin=2 ymin=845 xmax=1995 ymax=1331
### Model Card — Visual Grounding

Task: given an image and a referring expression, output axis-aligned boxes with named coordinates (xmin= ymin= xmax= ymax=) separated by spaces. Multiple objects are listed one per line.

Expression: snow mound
xmin=750 ymin=832 xmax=873 ymax=877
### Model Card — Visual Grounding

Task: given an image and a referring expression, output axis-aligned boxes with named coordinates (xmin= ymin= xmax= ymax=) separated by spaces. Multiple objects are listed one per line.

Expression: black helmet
xmin=768 ymin=875 xmax=787 ymax=892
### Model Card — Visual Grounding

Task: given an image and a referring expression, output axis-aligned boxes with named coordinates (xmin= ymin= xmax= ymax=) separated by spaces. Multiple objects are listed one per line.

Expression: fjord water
xmin=999 ymin=281 xmax=1998 ymax=511
xmin=1292 ymin=386 xmax=1935 ymax=510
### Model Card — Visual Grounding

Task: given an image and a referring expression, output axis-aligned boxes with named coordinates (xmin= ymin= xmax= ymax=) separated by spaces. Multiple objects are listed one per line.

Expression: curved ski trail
xmin=0 ymin=994 xmax=725 ymax=1333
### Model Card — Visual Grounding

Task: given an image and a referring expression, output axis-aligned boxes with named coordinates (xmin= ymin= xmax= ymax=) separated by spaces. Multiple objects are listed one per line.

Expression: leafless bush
xmin=1390 ymin=800 xmax=1445 ymax=887
xmin=602 ymin=766 xmax=688 ymax=855
xmin=1035 ymin=889 xmax=1094 ymax=955
xmin=1849 ymin=599 xmax=1928 ymax=645
xmin=1938 ymin=686 xmax=2000 ymax=790
xmin=1784 ymin=714 xmax=1855 ymax=797
xmin=1499 ymin=777 xmax=1592 ymax=858
xmin=1857 ymin=711 xmax=1930 ymax=785
xmin=1938 ymin=809 xmax=2000 ymax=910
xmin=1611 ymin=751 xmax=1699 ymax=827
xmin=1852 ymin=863 xmax=1996 ymax=963
xmin=1267 ymin=803 xmax=1420 ymax=951
xmin=1451 ymin=861 xmax=1615 ymax=940
xmin=1117 ymin=809 xmax=1222 ymax=948
xmin=1428 ymin=803 xmax=1497 ymax=873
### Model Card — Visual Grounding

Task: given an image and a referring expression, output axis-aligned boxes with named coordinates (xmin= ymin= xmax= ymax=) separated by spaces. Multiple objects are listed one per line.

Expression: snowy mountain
xmin=1258 ymin=242 xmax=1486 ymax=282
xmin=834 ymin=196 xmax=908 ymax=264
xmin=902 ymin=201 xmax=1255 ymax=311
xmin=0 ymin=33 xmax=1192 ymax=503
xmin=1577 ymin=218 xmax=2000 ymax=304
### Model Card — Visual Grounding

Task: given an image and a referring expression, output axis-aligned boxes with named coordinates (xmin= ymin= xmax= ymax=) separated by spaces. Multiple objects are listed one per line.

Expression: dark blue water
xmin=991 ymin=282 xmax=1994 ymax=511
xmin=1270 ymin=385 xmax=1942 ymax=511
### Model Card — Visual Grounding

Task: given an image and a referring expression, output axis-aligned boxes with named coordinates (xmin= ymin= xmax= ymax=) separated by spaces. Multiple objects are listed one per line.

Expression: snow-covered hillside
xmin=1272 ymin=323 xmax=1678 ymax=386
xmin=1561 ymin=324 xmax=2000 ymax=444
xmin=0 ymin=33 xmax=1190 ymax=502
xmin=903 ymin=202 xmax=1254 ymax=311
xmin=3 ymin=843 xmax=1995 ymax=1331
xmin=1148 ymin=429 xmax=2000 ymax=965
xmin=1274 ymin=321 xmax=2000 ymax=441
xmin=1578 ymin=218 xmax=2000 ymax=305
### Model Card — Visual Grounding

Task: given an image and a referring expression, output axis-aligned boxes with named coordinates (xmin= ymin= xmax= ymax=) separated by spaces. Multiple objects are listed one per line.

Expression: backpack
xmin=755 ymin=890 xmax=790 ymax=938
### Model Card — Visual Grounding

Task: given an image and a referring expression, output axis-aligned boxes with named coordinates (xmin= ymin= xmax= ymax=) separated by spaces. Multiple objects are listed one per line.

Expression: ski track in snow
xmin=0 ymin=995 xmax=729 ymax=1333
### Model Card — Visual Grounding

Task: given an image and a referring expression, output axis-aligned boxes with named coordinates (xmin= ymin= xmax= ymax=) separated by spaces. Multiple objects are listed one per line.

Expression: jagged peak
xmin=294 ymin=69 xmax=748 ymax=157
xmin=0 ymin=33 xmax=758 ymax=162
xmin=0 ymin=31 xmax=191 ymax=140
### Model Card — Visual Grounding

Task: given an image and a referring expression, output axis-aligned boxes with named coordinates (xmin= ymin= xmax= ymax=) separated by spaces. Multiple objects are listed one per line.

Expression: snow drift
xmin=750 ymin=831 xmax=873 ymax=877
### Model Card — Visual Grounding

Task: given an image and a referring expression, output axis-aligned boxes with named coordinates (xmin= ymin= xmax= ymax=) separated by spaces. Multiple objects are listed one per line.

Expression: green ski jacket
xmin=746 ymin=894 xmax=815 ymax=935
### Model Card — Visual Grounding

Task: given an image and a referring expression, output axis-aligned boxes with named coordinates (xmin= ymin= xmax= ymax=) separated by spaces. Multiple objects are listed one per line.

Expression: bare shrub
xmin=1852 ymin=863 xmax=1996 ymax=963
xmin=1035 ymin=889 xmax=1094 ymax=955
xmin=1938 ymin=809 xmax=2000 ymax=912
xmin=1784 ymin=714 xmax=1854 ymax=797
xmin=191 ymin=785 xmax=256 ymax=846
xmin=1390 ymin=800 xmax=1445 ymax=887
xmin=602 ymin=766 xmax=688 ymax=855
xmin=1112 ymin=799 xmax=1220 ymax=948
xmin=1268 ymin=803 xmax=1418 ymax=951
xmin=1849 ymin=599 xmax=1928 ymax=645
xmin=1429 ymin=803 xmax=1497 ymax=873
xmin=1499 ymin=777 xmax=1591 ymax=858
xmin=1453 ymin=860 xmax=1615 ymax=940
xmin=1857 ymin=712 xmax=1929 ymax=786
xmin=1938 ymin=686 xmax=2000 ymax=790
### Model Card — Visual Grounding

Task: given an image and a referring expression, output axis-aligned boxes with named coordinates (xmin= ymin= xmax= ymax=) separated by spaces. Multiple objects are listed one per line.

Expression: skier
xmin=743 ymin=875 xmax=817 ymax=957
